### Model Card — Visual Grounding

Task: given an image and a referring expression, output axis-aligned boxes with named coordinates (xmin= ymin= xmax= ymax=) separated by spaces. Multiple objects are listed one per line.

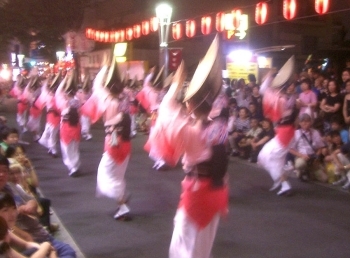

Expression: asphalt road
xmin=2 ymin=107 xmax=350 ymax=258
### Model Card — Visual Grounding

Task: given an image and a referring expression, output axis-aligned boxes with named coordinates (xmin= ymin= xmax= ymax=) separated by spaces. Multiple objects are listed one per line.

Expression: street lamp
xmin=156 ymin=3 xmax=172 ymax=81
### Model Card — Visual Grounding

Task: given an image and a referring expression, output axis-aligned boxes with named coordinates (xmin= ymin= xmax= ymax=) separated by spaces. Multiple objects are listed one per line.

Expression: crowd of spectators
xmin=223 ymin=68 xmax=350 ymax=190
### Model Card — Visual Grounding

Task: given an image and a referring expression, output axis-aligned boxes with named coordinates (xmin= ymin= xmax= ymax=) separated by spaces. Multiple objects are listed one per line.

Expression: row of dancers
xmin=8 ymin=35 xmax=298 ymax=258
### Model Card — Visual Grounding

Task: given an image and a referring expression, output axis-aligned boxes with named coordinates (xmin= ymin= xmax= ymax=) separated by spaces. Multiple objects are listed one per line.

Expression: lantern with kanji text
xmin=283 ymin=0 xmax=297 ymax=20
xmin=172 ymin=22 xmax=182 ymax=40
xmin=201 ymin=16 xmax=212 ymax=35
xmin=255 ymin=2 xmax=268 ymax=25
xmin=186 ymin=20 xmax=196 ymax=38
xmin=232 ymin=9 xmax=242 ymax=29
xmin=119 ymin=30 xmax=125 ymax=42
xmin=215 ymin=12 xmax=225 ymax=32
xmin=315 ymin=0 xmax=329 ymax=14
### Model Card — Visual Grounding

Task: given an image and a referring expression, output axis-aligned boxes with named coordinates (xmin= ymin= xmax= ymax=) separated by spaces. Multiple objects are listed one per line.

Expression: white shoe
xmin=277 ymin=182 xmax=292 ymax=196
xmin=114 ymin=204 xmax=130 ymax=220
xmin=69 ymin=169 xmax=79 ymax=177
xmin=283 ymin=161 xmax=294 ymax=172
xmin=155 ymin=160 xmax=166 ymax=171
xmin=342 ymin=180 xmax=350 ymax=190
xmin=85 ymin=134 xmax=92 ymax=141
xmin=33 ymin=134 xmax=41 ymax=142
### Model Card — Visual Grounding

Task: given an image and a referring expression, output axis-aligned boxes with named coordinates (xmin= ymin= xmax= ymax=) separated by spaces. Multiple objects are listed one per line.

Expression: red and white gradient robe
xmin=81 ymin=66 xmax=131 ymax=201
xmin=23 ymin=84 xmax=42 ymax=139
xmin=257 ymin=76 xmax=296 ymax=183
xmin=10 ymin=84 xmax=28 ymax=130
xmin=147 ymin=81 xmax=229 ymax=258
xmin=55 ymin=78 xmax=81 ymax=174
xmin=36 ymin=84 xmax=61 ymax=155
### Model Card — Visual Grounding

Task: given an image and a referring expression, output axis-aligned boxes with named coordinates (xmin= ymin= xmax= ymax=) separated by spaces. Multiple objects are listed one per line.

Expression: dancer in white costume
xmin=76 ymin=74 xmax=93 ymax=141
xmin=55 ymin=70 xmax=81 ymax=177
xmin=23 ymin=75 xmax=43 ymax=142
xmin=9 ymin=74 xmax=29 ymax=142
xmin=81 ymin=55 xmax=132 ymax=220
xmin=37 ymin=72 xmax=62 ymax=157
xmin=258 ymin=56 xmax=298 ymax=196
xmin=148 ymin=35 xmax=229 ymax=258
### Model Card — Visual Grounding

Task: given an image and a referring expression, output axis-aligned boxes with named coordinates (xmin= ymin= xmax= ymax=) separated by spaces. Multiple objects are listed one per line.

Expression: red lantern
xmin=186 ymin=20 xmax=196 ymax=38
xmin=283 ymin=0 xmax=297 ymax=20
xmin=232 ymin=9 xmax=242 ymax=29
xmin=172 ymin=22 xmax=182 ymax=40
xmin=114 ymin=31 xmax=120 ymax=42
xmin=85 ymin=28 xmax=92 ymax=39
xmin=133 ymin=24 xmax=141 ymax=38
xmin=119 ymin=30 xmax=125 ymax=42
xmin=142 ymin=20 xmax=150 ymax=35
xmin=201 ymin=16 xmax=212 ymax=35
xmin=150 ymin=17 xmax=158 ymax=32
xmin=126 ymin=28 xmax=133 ymax=41
xmin=255 ymin=2 xmax=268 ymax=25
xmin=110 ymin=31 xmax=115 ymax=42
xmin=95 ymin=31 xmax=100 ymax=41
xmin=104 ymin=31 xmax=110 ymax=42
xmin=215 ymin=12 xmax=225 ymax=32
xmin=315 ymin=0 xmax=329 ymax=14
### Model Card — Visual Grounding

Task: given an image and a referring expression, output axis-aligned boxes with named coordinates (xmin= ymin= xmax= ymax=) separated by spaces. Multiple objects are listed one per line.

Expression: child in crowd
xmin=0 ymin=128 xmax=19 ymax=155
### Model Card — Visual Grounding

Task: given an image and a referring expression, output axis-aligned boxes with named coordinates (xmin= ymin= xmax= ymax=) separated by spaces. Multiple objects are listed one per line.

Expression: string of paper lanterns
xmin=85 ymin=0 xmax=331 ymax=42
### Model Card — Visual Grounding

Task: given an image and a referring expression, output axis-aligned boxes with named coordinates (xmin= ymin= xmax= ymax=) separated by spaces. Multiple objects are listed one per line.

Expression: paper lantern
xmin=104 ymin=31 xmax=110 ymax=42
xmin=283 ymin=0 xmax=297 ymax=20
xmin=255 ymin=2 xmax=268 ymax=25
xmin=95 ymin=30 xmax=100 ymax=41
xmin=150 ymin=17 xmax=158 ymax=32
xmin=186 ymin=19 xmax=196 ymax=38
xmin=133 ymin=24 xmax=141 ymax=38
xmin=85 ymin=28 xmax=92 ymax=39
xmin=315 ymin=0 xmax=330 ymax=14
xmin=126 ymin=28 xmax=133 ymax=41
xmin=232 ymin=9 xmax=242 ymax=29
xmin=172 ymin=22 xmax=182 ymax=40
xmin=215 ymin=12 xmax=225 ymax=32
xmin=201 ymin=16 xmax=212 ymax=35
xmin=119 ymin=30 xmax=125 ymax=42
xmin=110 ymin=31 xmax=115 ymax=42
xmin=142 ymin=20 xmax=150 ymax=35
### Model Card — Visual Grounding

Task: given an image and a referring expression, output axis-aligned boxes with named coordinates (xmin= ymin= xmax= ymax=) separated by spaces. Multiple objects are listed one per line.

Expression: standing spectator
xmin=320 ymin=79 xmax=343 ymax=133
xmin=228 ymin=107 xmax=250 ymax=156
xmin=296 ymin=78 xmax=318 ymax=120
xmin=250 ymin=85 xmax=263 ymax=119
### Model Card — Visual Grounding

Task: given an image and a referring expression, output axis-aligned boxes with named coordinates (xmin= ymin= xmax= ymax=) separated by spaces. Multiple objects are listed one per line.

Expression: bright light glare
xmin=257 ymin=56 xmax=267 ymax=68
xmin=156 ymin=3 xmax=172 ymax=23
xmin=228 ymin=50 xmax=252 ymax=63
xmin=0 ymin=66 xmax=11 ymax=81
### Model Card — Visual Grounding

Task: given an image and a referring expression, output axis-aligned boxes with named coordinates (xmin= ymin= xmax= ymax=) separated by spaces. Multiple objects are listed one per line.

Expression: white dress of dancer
xmin=81 ymin=66 xmax=131 ymax=213
xmin=36 ymin=84 xmax=61 ymax=156
xmin=24 ymin=82 xmax=42 ymax=141
xmin=55 ymin=77 xmax=81 ymax=175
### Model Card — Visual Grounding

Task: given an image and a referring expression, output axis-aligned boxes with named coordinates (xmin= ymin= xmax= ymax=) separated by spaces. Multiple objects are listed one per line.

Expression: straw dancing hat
xmin=271 ymin=55 xmax=295 ymax=88
xmin=183 ymin=34 xmax=223 ymax=111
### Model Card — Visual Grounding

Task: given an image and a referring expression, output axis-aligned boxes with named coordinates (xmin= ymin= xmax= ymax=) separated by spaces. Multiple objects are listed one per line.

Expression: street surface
xmin=2 ymin=107 xmax=350 ymax=258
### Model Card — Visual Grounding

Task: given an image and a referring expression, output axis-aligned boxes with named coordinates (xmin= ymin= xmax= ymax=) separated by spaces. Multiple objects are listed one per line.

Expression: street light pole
xmin=156 ymin=3 xmax=172 ymax=82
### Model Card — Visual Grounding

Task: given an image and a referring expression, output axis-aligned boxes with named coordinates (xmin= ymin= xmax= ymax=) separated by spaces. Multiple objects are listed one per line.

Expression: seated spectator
xmin=332 ymin=140 xmax=350 ymax=190
xmin=6 ymin=145 xmax=58 ymax=233
xmin=250 ymin=118 xmax=275 ymax=163
xmin=237 ymin=118 xmax=263 ymax=161
xmin=248 ymin=102 xmax=263 ymax=122
xmin=289 ymin=113 xmax=327 ymax=182
xmin=228 ymin=107 xmax=250 ymax=156
xmin=0 ymin=155 xmax=76 ymax=257
xmin=0 ymin=128 xmax=19 ymax=155
xmin=0 ymin=195 xmax=57 ymax=258
xmin=321 ymin=131 xmax=341 ymax=183
xmin=330 ymin=115 xmax=349 ymax=144
xmin=250 ymin=85 xmax=263 ymax=119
